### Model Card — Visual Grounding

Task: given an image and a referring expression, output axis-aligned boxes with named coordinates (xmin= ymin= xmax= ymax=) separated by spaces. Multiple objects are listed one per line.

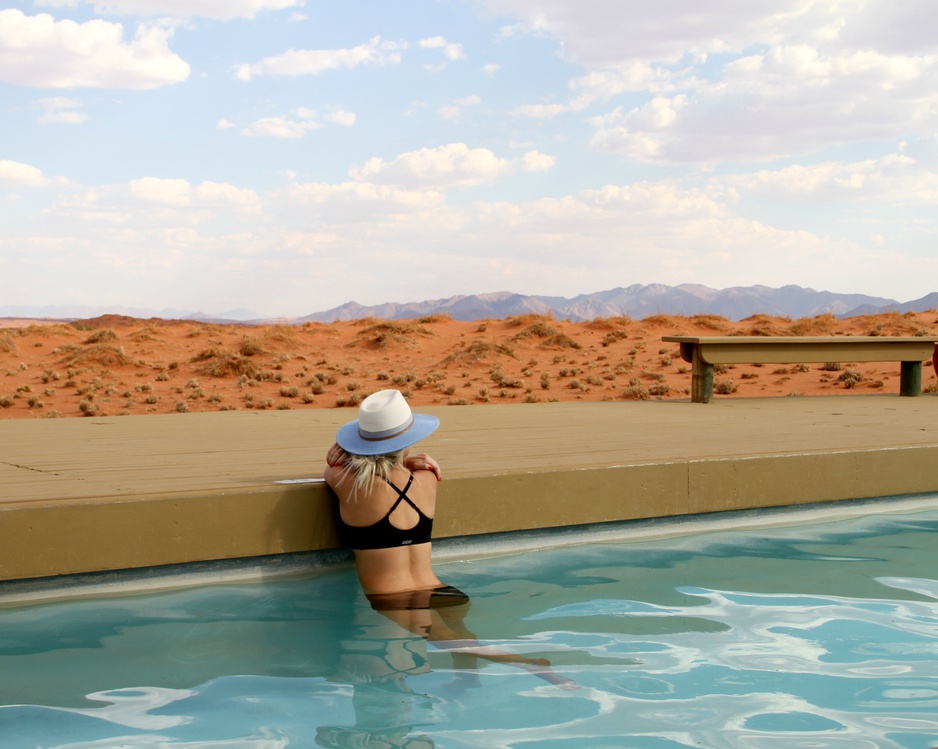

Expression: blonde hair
xmin=344 ymin=451 xmax=404 ymax=499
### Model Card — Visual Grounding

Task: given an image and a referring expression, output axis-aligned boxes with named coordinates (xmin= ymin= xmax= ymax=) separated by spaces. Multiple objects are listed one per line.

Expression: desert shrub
xmin=357 ymin=321 xmax=431 ymax=349
xmin=511 ymin=322 xmax=581 ymax=349
xmin=194 ymin=347 xmax=260 ymax=378
xmin=788 ymin=314 xmax=836 ymax=335
xmin=821 ymin=362 xmax=842 ymax=372
xmin=442 ymin=340 xmax=515 ymax=366
xmin=239 ymin=339 xmax=265 ymax=357
xmin=0 ymin=334 xmax=15 ymax=353
xmin=601 ymin=331 xmax=628 ymax=347
xmin=648 ymin=382 xmax=670 ymax=396
xmin=59 ymin=344 xmax=134 ymax=368
xmin=175 ymin=400 xmax=189 ymax=413
xmin=0 ymin=395 xmax=14 ymax=408
xmin=714 ymin=379 xmax=737 ymax=395
xmin=621 ymin=382 xmax=649 ymax=400
xmin=838 ymin=369 xmax=863 ymax=389
xmin=83 ymin=328 xmax=118 ymax=344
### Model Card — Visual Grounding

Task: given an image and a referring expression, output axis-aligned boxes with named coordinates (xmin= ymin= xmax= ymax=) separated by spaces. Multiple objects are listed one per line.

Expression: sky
xmin=2 ymin=0 xmax=937 ymax=319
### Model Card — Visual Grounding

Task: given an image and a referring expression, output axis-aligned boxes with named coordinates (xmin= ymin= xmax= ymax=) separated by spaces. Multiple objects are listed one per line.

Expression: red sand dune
xmin=1 ymin=311 xmax=936 ymax=419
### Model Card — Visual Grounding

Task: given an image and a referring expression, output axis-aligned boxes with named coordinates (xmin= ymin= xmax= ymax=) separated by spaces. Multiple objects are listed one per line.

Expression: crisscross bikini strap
xmin=384 ymin=473 xmax=417 ymax=510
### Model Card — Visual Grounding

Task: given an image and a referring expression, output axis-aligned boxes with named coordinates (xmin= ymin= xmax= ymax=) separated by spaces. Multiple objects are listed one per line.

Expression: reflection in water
xmin=319 ymin=589 xmax=578 ymax=748
xmin=0 ymin=503 xmax=937 ymax=747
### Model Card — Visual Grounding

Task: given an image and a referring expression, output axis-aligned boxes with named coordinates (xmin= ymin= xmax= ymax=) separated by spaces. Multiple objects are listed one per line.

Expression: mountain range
xmin=295 ymin=285 xmax=938 ymax=323
xmin=3 ymin=285 xmax=937 ymax=324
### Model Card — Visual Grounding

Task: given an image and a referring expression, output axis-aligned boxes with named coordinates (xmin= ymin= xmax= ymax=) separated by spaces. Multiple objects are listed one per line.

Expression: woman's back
xmin=325 ymin=463 xmax=443 ymax=595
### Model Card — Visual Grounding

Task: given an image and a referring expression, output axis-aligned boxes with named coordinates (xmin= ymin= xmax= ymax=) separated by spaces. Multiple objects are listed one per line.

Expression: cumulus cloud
xmin=731 ymin=154 xmax=938 ymax=204
xmin=0 ymin=10 xmax=189 ymax=89
xmin=234 ymin=36 xmax=406 ymax=81
xmin=126 ymin=177 xmax=261 ymax=211
xmin=490 ymin=1 xmax=938 ymax=163
xmin=588 ymin=47 xmax=938 ymax=163
xmin=34 ymin=0 xmax=304 ymax=21
xmin=348 ymin=143 xmax=555 ymax=189
xmin=0 ymin=160 xmax=50 ymax=187
xmin=419 ymin=35 xmax=466 ymax=61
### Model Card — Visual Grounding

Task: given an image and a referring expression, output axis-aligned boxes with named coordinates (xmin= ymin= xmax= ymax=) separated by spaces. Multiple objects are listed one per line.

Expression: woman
xmin=324 ymin=389 xmax=577 ymax=689
xmin=323 ymin=389 xmax=466 ymax=612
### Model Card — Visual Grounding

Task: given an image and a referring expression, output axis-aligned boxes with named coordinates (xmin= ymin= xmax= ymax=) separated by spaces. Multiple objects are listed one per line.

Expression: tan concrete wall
xmin=2 ymin=396 xmax=937 ymax=581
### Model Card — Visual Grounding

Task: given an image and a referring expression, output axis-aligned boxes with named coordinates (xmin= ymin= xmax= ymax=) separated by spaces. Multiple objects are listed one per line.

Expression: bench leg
xmin=900 ymin=360 xmax=923 ymax=397
xmin=691 ymin=349 xmax=714 ymax=403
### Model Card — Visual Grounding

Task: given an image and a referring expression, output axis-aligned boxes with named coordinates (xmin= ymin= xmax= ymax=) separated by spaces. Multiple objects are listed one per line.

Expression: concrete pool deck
xmin=1 ymin=394 xmax=937 ymax=582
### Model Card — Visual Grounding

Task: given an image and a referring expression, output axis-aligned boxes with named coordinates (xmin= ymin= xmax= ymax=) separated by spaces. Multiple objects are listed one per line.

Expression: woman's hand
xmin=404 ymin=452 xmax=442 ymax=481
xmin=326 ymin=443 xmax=350 ymax=468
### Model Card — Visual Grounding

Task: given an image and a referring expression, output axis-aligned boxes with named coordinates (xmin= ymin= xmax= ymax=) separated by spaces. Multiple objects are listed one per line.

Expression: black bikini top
xmin=337 ymin=473 xmax=434 ymax=550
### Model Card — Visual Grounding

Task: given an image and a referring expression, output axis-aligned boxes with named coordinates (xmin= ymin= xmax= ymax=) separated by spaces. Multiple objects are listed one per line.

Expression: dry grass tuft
xmin=511 ymin=322 xmax=581 ymax=349
xmin=441 ymin=340 xmax=516 ymax=366
xmin=689 ymin=314 xmax=732 ymax=332
xmin=788 ymin=314 xmax=837 ymax=336
xmin=505 ymin=313 xmax=555 ymax=327
xmin=192 ymin=347 xmax=260 ymax=378
xmin=59 ymin=344 xmax=134 ymax=367
xmin=741 ymin=315 xmax=789 ymax=336
xmin=356 ymin=320 xmax=432 ymax=349
xmin=259 ymin=325 xmax=299 ymax=347
xmin=0 ymin=333 xmax=15 ymax=353
xmin=587 ymin=316 xmax=632 ymax=331
xmin=83 ymin=328 xmax=119 ymax=344
xmin=130 ymin=327 xmax=163 ymax=343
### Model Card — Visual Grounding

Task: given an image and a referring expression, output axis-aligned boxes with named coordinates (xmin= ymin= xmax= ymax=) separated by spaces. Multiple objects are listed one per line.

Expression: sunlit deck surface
xmin=1 ymin=395 xmax=937 ymax=583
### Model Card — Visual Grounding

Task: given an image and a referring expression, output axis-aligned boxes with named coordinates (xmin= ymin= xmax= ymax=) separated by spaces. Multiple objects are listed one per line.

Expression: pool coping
xmin=2 ymin=395 xmax=937 ymax=584
xmin=2 ymin=491 xmax=937 ymax=608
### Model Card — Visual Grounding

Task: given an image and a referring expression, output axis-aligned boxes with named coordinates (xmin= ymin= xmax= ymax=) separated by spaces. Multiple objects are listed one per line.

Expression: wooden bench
xmin=662 ymin=336 xmax=938 ymax=403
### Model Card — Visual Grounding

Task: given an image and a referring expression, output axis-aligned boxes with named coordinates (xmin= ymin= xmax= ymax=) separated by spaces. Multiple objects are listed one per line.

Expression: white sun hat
xmin=335 ymin=389 xmax=440 ymax=456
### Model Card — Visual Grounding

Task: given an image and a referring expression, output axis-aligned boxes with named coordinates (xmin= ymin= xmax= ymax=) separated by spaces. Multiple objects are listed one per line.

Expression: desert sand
xmin=1 ymin=311 xmax=936 ymax=419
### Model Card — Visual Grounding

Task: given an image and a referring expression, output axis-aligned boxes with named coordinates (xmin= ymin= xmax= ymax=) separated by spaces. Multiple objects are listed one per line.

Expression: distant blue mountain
xmin=297 ymin=284 xmax=917 ymax=323
xmin=5 ymin=285 xmax=933 ymax=324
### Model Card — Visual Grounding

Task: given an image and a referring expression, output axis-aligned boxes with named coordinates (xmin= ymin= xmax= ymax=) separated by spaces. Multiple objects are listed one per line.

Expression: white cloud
xmin=129 ymin=176 xmax=192 ymax=205
xmin=348 ymin=143 xmax=555 ymax=188
xmin=241 ymin=115 xmax=321 ymax=139
xmin=0 ymin=10 xmax=189 ymax=89
xmin=33 ymin=96 xmax=90 ymax=124
xmin=439 ymin=95 xmax=480 ymax=122
xmin=323 ymin=108 xmax=357 ymax=126
xmin=35 ymin=0 xmax=304 ymax=21
xmin=588 ymin=48 xmax=938 ymax=163
xmin=419 ymin=35 xmax=466 ymax=61
xmin=234 ymin=36 xmax=406 ymax=81
xmin=731 ymin=153 xmax=938 ymax=205
xmin=236 ymin=107 xmax=355 ymax=137
xmin=488 ymin=1 xmax=938 ymax=164
xmin=0 ymin=160 xmax=50 ymax=187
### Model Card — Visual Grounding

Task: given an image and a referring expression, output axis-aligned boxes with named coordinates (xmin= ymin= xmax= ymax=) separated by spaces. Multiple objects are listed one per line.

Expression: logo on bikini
xmin=402 ymin=540 xmax=412 ymax=545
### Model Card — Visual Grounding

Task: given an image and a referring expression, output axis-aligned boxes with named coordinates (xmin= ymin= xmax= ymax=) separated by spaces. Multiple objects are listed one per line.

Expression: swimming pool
xmin=2 ymin=496 xmax=938 ymax=748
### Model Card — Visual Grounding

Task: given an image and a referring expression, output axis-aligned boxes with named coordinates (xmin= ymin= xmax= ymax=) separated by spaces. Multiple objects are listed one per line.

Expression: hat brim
xmin=335 ymin=413 xmax=439 ymax=456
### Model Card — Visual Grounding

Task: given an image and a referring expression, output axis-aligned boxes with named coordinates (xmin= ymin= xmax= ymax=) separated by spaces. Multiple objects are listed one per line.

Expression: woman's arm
xmin=404 ymin=452 xmax=442 ymax=481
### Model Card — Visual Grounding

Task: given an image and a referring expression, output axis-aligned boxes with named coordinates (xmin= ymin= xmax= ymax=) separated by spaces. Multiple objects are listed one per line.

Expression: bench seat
xmin=662 ymin=336 xmax=938 ymax=403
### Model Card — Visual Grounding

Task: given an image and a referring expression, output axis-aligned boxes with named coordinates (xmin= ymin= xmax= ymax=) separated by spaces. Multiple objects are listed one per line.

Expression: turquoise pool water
xmin=2 ymin=500 xmax=938 ymax=748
